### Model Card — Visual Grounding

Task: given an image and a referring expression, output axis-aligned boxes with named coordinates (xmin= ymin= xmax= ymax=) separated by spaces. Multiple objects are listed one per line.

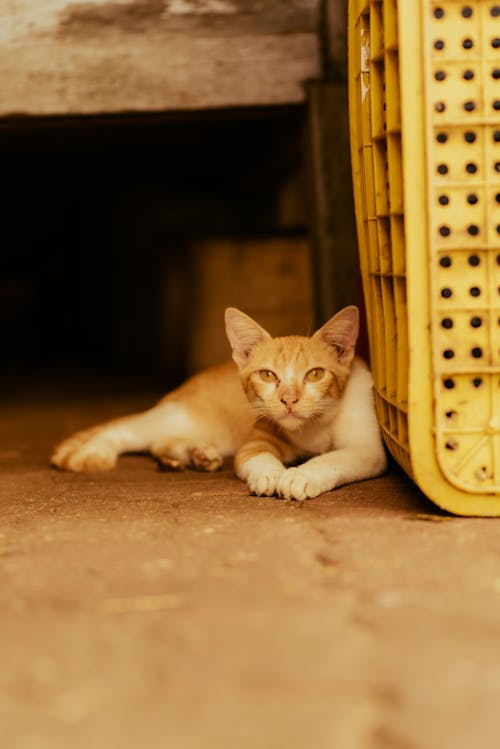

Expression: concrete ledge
xmin=0 ymin=1 xmax=320 ymax=115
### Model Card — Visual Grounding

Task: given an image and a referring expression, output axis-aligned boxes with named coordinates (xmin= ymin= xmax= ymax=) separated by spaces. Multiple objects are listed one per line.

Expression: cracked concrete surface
xmin=2 ymin=394 xmax=500 ymax=748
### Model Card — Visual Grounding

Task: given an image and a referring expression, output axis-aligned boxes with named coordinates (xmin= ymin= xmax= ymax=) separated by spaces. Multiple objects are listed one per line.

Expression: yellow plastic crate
xmin=348 ymin=0 xmax=500 ymax=515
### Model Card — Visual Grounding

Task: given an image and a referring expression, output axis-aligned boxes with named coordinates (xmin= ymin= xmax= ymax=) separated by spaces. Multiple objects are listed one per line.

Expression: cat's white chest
xmin=290 ymin=419 xmax=336 ymax=457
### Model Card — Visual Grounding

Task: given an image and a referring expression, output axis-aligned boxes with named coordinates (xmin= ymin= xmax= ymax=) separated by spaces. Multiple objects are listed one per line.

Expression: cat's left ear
xmin=312 ymin=305 xmax=359 ymax=367
xmin=225 ymin=307 xmax=271 ymax=369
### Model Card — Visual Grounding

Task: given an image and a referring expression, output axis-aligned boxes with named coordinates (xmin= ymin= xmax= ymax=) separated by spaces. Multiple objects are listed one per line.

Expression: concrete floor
xmin=2 ymin=391 xmax=500 ymax=749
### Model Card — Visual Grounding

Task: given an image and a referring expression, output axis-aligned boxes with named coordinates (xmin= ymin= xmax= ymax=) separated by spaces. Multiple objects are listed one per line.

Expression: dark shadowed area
xmin=0 ymin=107 xmax=307 ymax=384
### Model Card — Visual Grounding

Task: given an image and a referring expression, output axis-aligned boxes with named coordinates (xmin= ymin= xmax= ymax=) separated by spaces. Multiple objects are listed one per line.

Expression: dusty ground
xmin=2 ymin=389 xmax=500 ymax=749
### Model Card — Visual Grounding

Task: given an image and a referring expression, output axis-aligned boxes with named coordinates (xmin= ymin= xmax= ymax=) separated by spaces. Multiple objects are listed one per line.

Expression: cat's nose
xmin=280 ymin=394 xmax=299 ymax=407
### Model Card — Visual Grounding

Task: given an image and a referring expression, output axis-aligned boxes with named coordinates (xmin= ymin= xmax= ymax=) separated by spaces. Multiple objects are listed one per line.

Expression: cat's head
xmin=225 ymin=306 xmax=359 ymax=432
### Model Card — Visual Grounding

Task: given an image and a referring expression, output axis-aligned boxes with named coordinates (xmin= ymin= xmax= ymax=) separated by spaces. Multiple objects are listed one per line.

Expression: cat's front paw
xmin=276 ymin=468 xmax=323 ymax=501
xmin=247 ymin=470 xmax=286 ymax=497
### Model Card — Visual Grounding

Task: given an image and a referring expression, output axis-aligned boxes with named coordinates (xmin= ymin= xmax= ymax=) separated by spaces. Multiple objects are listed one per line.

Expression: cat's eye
xmin=258 ymin=369 xmax=278 ymax=383
xmin=305 ymin=368 xmax=325 ymax=382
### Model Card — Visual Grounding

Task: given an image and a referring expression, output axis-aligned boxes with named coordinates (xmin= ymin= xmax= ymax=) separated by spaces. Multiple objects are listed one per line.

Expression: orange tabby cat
xmin=51 ymin=306 xmax=386 ymax=500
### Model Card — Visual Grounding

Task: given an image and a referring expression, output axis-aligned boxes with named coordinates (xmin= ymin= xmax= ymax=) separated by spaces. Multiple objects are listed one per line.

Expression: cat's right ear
xmin=225 ymin=308 xmax=271 ymax=369
xmin=312 ymin=305 xmax=359 ymax=367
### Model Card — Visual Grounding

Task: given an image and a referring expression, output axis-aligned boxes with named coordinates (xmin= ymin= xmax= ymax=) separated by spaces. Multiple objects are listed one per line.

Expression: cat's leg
xmin=234 ymin=432 xmax=294 ymax=496
xmin=52 ymin=408 xmax=165 ymax=472
xmin=53 ymin=399 xmax=227 ymax=473
xmin=276 ymin=444 xmax=387 ymax=501
xmin=51 ymin=402 xmax=208 ymax=471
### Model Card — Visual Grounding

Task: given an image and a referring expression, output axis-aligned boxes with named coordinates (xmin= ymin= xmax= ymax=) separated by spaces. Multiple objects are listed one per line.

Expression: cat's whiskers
xmin=251 ymin=404 xmax=275 ymax=425
xmin=306 ymin=403 xmax=334 ymax=423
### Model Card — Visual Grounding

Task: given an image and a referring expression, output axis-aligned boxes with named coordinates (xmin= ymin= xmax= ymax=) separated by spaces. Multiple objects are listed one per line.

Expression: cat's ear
xmin=313 ymin=305 xmax=359 ymax=367
xmin=225 ymin=307 xmax=271 ymax=369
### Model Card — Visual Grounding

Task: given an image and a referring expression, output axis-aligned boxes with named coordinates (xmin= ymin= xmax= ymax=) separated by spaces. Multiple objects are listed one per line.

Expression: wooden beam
xmin=0 ymin=1 xmax=320 ymax=116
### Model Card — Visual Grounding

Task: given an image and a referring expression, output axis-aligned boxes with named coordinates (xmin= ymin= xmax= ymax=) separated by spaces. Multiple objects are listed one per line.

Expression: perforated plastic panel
xmin=349 ymin=0 xmax=500 ymax=515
